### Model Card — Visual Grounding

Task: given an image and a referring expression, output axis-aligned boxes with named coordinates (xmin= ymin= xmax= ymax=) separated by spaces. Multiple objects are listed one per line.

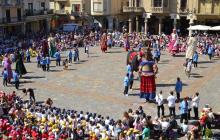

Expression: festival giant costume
xmin=100 ymin=33 xmax=107 ymax=52
xmin=168 ymin=29 xmax=179 ymax=55
xmin=3 ymin=55 xmax=13 ymax=81
xmin=186 ymin=36 xmax=197 ymax=59
xmin=139 ymin=50 xmax=158 ymax=101
xmin=48 ymin=36 xmax=56 ymax=58
xmin=15 ymin=50 xmax=27 ymax=76
xmin=42 ymin=40 xmax=49 ymax=57
xmin=124 ymin=35 xmax=130 ymax=51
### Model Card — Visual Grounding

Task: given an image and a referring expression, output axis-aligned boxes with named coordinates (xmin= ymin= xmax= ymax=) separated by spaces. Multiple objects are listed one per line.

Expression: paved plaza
xmin=1 ymin=47 xmax=220 ymax=119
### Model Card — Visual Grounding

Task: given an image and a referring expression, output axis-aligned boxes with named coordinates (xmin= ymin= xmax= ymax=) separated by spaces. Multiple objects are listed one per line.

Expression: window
xmin=28 ymin=3 xmax=33 ymax=10
xmin=163 ymin=0 xmax=168 ymax=7
xmin=41 ymin=2 xmax=45 ymax=10
xmin=153 ymin=0 xmax=162 ymax=7
xmin=72 ymin=4 xmax=81 ymax=12
xmin=93 ymin=2 xmax=103 ymax=12
xmin=180 ymin=0 xmax=187 ymax=9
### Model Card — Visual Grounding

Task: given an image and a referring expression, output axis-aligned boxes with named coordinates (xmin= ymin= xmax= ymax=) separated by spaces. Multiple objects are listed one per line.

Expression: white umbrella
xmin=210 ymin=26 xmax=220 ymax=31
xmin=187 ymin=25 xmax=211 ymax=31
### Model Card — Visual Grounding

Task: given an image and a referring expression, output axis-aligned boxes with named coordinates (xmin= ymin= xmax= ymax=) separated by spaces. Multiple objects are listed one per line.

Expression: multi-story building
xmin=0 ymin=0 xmax=25 ymax=36
xmin=52 ymin=0 xmax=91 ymax=27
xmin=0 ymin=0 xmax=53 ymax=36
xmin=23 ymin=0 xmax=53 ymax=33
xmin=90 ymin=0 xmax=128 ymax=30
xmin=123 ymin=0 xmax=220 ymax=35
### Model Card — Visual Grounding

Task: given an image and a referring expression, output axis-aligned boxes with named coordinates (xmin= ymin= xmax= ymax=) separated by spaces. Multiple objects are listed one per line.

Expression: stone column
xmin=136 ymin=16 xmax=139 ymax=32
xmin=46 ymin=18 xmax=51 ymax=33
xmin=129 ymin=17 xmax=132 ymax=33
xmin=158 ymin=17 xmax=162 ymax=35
xmin=108 ymin=17 xmax=113 ymax=30
xmin=144 ymin=17 xmax=148 ymax=34
xmin=22 ymin=22 xmax=26 ymax=35
xmin=173 ymin=18 xmax=177 ymax=29
xmin=189 ymin=18 xmax=194 ymax=37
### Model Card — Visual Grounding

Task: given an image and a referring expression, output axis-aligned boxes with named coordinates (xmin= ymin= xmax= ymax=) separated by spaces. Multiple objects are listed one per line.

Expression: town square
xmin=0 ymin=0 xmax=220 ymax=139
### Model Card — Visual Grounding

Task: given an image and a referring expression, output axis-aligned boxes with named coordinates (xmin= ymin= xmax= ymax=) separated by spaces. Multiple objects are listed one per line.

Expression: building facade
xmin=51 ymin=0 xmax=91 ymax=27
xmin=0 ymin=0 xmax=53 ymax=36
xmin=0 ymin=0 xmax=25 ymax=36
xmin=24 ymin=0 xmax=53 ymax=33
xmin=123 ymin=0 xmax=220 ymax=35
xmin=90 ymin=0 xmax=128 ymax=30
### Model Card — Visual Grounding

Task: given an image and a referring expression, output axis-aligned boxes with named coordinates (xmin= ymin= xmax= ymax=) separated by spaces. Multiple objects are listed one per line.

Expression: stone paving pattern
xmin=0 ymin=46 xmax=220 ymax=120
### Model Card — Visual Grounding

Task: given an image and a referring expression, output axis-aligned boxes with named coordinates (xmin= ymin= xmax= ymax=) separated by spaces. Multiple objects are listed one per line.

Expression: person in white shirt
xmin=155 ymin=90 xmax=164 ymax=117
xmin=167 ymin=91 xmax=177 ymax=117
xmin=192 ymin=92 xmax=200 ymax=119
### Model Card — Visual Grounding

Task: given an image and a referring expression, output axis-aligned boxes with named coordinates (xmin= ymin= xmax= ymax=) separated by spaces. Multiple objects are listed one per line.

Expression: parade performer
xmin=15 ymin=49 xmax=27 ymax=77
xmin=48 ymin=34 xmax=56 ymax=58
xmin=3 ymin=54 xmax=13 ymax=82
xmin=100 ymin=33 xmax=107 ymax=53
xmin=41 ymin=39 xmax=49 ymax=57
xmin=139 ymin=48 xmax=158 ymax=102
xmin=124 ymin=34 xmax=130 ymax=51
xmin=168 ymin=29 xmax=179 ymax=56
xmin=186 ymin=33 xmax=197 ymax=60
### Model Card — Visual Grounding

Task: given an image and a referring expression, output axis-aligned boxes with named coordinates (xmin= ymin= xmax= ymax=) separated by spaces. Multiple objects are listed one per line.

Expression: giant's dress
xmin=48 ymin=37 xmax=56 ymax=57
xmin=15 ymin=52 xmax=27 ymax=75
xmin=168 ymin=33 xmax=179 ymax=55
xmin=3 ymin=57 xmax=13 ymax=80
xmin=139 ymin=60 xmax=156 ymax=101
xmin=100 ymin=34 xmax=107 ymax=52
xmin=186 ymin=36 xmax=197 ymax=59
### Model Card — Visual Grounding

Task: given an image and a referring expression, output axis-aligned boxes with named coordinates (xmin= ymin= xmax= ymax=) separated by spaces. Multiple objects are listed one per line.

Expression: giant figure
xmin=186 ymin=34 xmax=197 ymax=60
xmin=139 ymin=49 xmax=158 ymax=102
xmin=48 ymin=34 xmax=56 ymax=57
xmin=15 ymin=49 xmax=27 ymax=76
xmin=168 ymin=29 xmax=179 ymax=56
xmin=100 ymin=33 xmax=108 ymax=53
xmin=3 ymin=54 xmax=13 ymax=82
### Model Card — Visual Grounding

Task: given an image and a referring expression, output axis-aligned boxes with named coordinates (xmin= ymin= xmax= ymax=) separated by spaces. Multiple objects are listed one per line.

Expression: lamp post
xmin=144 ymin=13 xmax=151 ymax=35
xmin=187 ymin=11 xmax=196 ymax=37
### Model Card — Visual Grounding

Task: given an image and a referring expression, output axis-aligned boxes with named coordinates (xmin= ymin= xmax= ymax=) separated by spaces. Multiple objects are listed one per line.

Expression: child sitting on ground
xmin=63 ymin=59 xmax=68 ymax=70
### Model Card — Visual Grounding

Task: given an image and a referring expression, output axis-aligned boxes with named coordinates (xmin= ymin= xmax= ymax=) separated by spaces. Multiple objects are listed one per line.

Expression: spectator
xmin=155 ymin=90 xmax=164 ymax=117
xmin=2 ymin=68 xmax=8 ymax=87
xmin=179 ymin=97 xmax=188 ymax=123
xmin=123 ymin=73 xmax=129 ymax=96
xmin=167 ymin=91 xmax=177 ymax=117
xmin=175 ymin=77 xmax=183 ymax=101
xmin=193 ymin=51 xmax=199 ymax=68
xmin=13 ymin=70 xmax=19 ymax=90
xmin=192 ymin=92 xmax=200 ymax=119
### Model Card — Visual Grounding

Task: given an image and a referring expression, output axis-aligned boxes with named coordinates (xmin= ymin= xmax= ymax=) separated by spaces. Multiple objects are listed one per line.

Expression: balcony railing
xmin=25 ymin=9 xmax=53 ymax=16
xmin=150 ymin=7 xmax=170 ymax=13
xmin=0 ymin=0 xmax=23 ymax=7
xmin=0 ymin=17 xmax=24 ymax=24
xmin=123 ymin=6 xmax=144 ymax=13
xmin=55 ymin=9 xmax=68 ymax=15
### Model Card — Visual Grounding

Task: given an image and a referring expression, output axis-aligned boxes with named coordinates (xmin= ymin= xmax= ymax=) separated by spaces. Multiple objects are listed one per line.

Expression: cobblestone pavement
xmin=1 ymin=46 xmax=220 ymax=120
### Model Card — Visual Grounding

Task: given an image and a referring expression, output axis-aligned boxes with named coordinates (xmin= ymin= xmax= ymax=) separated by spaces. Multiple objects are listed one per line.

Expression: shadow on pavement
xmin=22 ymin=76 xmax=45 ymax=79
xmin=157 ymin=83 xmax=188 ymax=87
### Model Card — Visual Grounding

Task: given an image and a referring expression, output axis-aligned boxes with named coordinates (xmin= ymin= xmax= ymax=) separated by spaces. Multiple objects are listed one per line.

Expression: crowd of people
xmin=0 ymin=27 xmax=220 ymax=139
xmin=0 ymin=90 xmax=219 ymax=140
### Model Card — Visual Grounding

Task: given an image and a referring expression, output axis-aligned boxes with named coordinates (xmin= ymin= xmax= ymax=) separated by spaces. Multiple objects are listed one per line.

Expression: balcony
xmin=0 ymin=17 xmax=24 ymax=24
xmin=25 ymin=10 xmax=54 ymax=21
xmin=0 ymin=0 xmax=23 ymax=7
xmin=123 ymin=6 xmax=145 ymax=13
xmin=54 ymin=9 xmax=68 ymax=15
xmin=54 ymin=0 xmax=67 ymax=1
xmin=150 ymin=7 xmax=170 ymax=13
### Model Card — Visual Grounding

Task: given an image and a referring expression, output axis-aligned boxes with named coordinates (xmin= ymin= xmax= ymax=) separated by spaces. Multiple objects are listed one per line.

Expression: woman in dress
xmin=3 ymin=54 xmax=13 ymax=83
xmin=15 ymin=49 xmax=27 ymax=77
